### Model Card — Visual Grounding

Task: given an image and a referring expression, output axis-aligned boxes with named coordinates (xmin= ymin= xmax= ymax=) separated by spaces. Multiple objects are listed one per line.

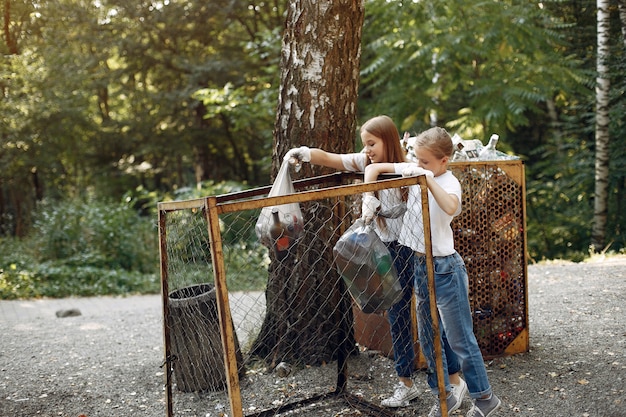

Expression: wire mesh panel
xmin=157 ymin=173 xmax=448 ymax=417
xmin=450 ymin=160 xmax=528 ymax=357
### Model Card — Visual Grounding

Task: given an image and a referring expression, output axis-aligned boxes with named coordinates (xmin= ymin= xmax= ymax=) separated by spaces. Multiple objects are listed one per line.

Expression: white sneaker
xmin=451 ymin=378 xmax=468 ymax=404
xmin=381 ymin=381 xmax=420 ymax=407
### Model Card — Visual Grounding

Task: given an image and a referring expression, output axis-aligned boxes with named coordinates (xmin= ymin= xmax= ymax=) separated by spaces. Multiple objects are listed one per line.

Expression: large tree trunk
xmin=592 ymin=0 xmax=611 ymax=252
xmin=251 ymin=0 xmax=365 ymax=366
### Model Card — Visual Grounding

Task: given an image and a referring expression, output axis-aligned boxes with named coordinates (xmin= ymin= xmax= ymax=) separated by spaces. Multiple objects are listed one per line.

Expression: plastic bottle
xmin=452 ymin=142 xmax=469 ymax=161
xmin=346 ymin=230 xmax=372 ymax=261
xmin=478 ymin=134 xmax=499 ymax=160
xmin=462 ymin=139 xmax=484 ymax=160
xmin=451 ymin=133 xmax=464 ymax=146
xmin=373 ymin=251 xmax=393 ymax=276
xmin=270 ymin=208 xmax=290 ymax=260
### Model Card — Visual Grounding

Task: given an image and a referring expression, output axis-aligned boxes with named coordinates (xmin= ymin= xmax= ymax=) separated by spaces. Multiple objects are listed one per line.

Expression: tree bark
xmin=251 ymin=0 xmax=365 ymax=366
xmin=592 ymin=0 xmax=611 ymax=252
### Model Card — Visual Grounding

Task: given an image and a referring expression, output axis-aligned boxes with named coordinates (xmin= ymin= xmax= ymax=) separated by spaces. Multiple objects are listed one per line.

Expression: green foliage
xmin=360 ymin=0 xmax=625 ymax=259
xmin=0 ymin=0 xmax=283 ymax=238
xmin=175 ymin=180 xmax=259 ymax=244
xmin=522 ymin=0 xmax=626 ymax=259
xmin=0 ymin=235 xmax=159 ymax=299
xmin=0 ymin=262 xmax=160 ymax=300
xmin=523 ymin=95 xmax=596 ymax=261
xmin=224 ymin=242 xmax=270 ymax=292
xmin=166 ymin=242 xmax=270 ymax=293
xmin=0 ymin=197 xmax=161 ymax=298
xmin=525 ymin=118 xmax=626 ymax=260
xmin=31 ymin=198 xmax=158 ymax=273
xmin=126 ymin=181 xmax=270 ymax=291
xmin=361 ymin=0 xmax=582 ymax=140
xmin=164 ymin=180 xmax=270 ymax=292
xmin=1 ymin=0 xmax=625 ymax=264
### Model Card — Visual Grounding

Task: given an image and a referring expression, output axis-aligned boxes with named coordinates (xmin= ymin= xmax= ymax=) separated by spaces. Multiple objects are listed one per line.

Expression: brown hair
xmin=360 ymin=115 xmax=407 ymax=165
xmin=414 ymin=126 xmax=454 ymax=160
xmin=361 ymin=116 xmax=409 ymax=229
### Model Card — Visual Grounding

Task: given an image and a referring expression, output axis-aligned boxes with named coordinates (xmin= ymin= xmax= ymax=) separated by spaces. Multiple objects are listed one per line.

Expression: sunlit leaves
xmin=360 ymin=0 xmax=581 ymax=139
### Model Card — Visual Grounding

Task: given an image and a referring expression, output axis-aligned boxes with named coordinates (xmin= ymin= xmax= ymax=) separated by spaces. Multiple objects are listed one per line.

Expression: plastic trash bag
xmin=255 ymin=160 xmax=304 ymax=257
xmin=333 ymin=219 xmax=403 ymax=313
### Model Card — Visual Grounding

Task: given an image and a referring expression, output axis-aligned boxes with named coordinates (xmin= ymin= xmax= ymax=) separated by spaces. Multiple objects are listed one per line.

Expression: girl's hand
xmin=401 ymin=165 xmax=434 ymax=178
xmin=283 ymin=146 xmax=311 ymax=164
xmin=362 ymin=193 xmax=380 ymax=224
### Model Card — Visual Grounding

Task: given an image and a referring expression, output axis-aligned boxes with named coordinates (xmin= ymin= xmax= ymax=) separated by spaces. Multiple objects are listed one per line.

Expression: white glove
xmin=362 ymin=193 xmax=381 ymax=225
xmin=401 ymin=165 xmax=434 ymax=179
xmin=283 ymin=146 xmax=311 ymax=164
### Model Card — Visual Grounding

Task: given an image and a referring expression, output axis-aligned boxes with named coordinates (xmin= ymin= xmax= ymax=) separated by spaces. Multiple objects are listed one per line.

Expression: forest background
xmin=0 ymin=0 xmax=625 ymax=299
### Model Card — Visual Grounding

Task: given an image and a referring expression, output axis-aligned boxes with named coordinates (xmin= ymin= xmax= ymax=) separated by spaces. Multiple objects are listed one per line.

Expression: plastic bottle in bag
xmin=373 ymin=251 xmax=393 ymax=276
xmin=333 ymin=221 xmax=403 ymax=313
xmin=287 ymin=215 xmax=303 ymax=238
xmin=372 ymin=250 xmax=402 ymax=307
xmin=349 ymin=232 xmax=382 ymax=298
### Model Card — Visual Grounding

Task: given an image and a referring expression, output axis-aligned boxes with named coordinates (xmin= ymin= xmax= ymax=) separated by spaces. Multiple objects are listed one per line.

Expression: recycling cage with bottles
xmin=354 ymin=159 xmax=529 ymax=359
xmin=452 ymin=160 xmax=528 ymax=357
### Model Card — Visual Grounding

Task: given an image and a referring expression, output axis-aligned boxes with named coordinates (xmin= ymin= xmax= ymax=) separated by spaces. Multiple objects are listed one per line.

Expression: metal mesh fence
xmin=158 ymin=173 xmax=440 ymax=417
xmin=157 ymin=161 xmax=528 ymax=417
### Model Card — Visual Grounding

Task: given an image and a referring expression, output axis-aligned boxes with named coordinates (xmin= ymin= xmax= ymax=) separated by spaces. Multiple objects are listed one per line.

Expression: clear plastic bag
xmin=333 ymin=219 xmax=403 ymax=314
xmin=255 ymin=160 xmax=304 ymax=256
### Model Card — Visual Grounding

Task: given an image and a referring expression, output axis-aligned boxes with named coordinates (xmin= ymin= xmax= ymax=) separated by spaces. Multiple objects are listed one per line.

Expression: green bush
xmin=0 ymin=198 xmax=160 ymax=299
xmin=0 ymin=187 xmax=269 ymax=299
xmin=0 ymin=260 xmax=159 ymax=299
xmin=31 ymin=198 xmax=158 ymax=273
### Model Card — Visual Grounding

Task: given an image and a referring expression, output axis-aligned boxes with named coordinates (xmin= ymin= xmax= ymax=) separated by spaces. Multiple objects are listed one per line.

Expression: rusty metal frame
xmin=157 ymin=173 xmax=442 ymax=417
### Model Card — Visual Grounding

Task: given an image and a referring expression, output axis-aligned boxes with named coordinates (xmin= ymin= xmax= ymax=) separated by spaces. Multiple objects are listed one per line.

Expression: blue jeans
xmin=414 ymin=252 xmax=492 ymax=398
xmin=386 ymin=242 xmax=416 ymax=378
xmin=386 ymin=242 xmax=461 ymax=379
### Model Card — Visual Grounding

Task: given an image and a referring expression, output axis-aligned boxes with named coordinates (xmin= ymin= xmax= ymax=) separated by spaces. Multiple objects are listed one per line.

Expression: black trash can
xmin=168 ymin=283 xmax=243 ymax=392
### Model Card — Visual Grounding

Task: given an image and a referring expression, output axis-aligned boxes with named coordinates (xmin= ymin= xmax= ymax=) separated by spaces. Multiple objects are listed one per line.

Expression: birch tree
xmin=592 ymin=0 xmax=611 ymax=252
xmin=619 ymin=0 xmax=626 ymax=48
xmin=250 ymin=0 xmax=365 ymax=366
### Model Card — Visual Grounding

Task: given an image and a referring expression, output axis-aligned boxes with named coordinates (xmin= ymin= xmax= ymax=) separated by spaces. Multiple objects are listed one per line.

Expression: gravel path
xmin=1 ymin=256 xmax=625 ymax=417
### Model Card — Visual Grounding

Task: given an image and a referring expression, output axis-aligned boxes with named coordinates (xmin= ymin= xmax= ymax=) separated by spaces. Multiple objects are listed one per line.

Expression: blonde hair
xmin=414 ymin=126 xmax=454 ymax=160
xmin=360 ymin=115 xmax=407 ymax=164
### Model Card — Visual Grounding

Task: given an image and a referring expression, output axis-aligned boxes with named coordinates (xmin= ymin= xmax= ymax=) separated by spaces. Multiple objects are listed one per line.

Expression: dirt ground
xmin=0 ymin=256 xmax=625 ymax=417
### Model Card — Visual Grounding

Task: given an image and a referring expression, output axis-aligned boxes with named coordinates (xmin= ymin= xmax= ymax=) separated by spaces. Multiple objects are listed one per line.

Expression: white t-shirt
xmin=339 ymin=153 xmax=404 ymax=243
xmin=393 ymin=163 xmax=462 ymax=256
